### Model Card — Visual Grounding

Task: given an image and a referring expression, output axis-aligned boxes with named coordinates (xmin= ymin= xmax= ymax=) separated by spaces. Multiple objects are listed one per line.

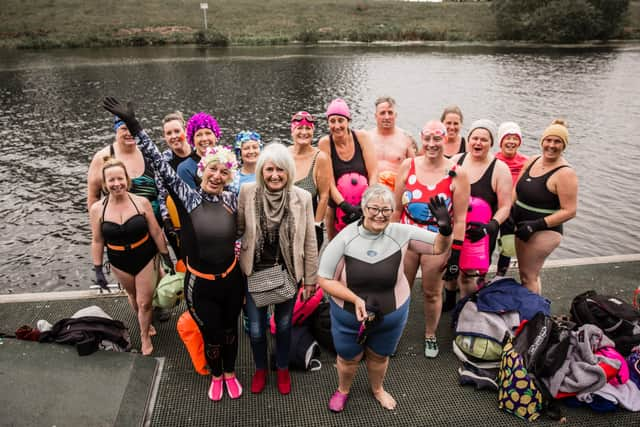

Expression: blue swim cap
xmin=113 ymin=115 xmax=126 ymax=132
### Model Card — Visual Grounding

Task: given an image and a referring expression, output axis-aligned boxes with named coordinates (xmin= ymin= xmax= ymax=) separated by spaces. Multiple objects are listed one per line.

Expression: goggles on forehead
xmin=235 ymin=131 xmax=262 ymax=144
xmin=291 ymin=112 xmax=316 ymax=123
xmin=421 ymin=129 xmax=446 ymax=140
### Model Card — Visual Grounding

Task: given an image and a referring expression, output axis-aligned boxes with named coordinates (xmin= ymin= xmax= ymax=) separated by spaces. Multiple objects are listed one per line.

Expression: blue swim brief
xmin=329 ymin=297 xmax=410 ymax=359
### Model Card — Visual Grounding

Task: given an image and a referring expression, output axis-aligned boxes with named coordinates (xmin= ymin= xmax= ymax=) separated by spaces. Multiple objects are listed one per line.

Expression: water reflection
xmin=0 ymin=45 xmax=638 ymax=293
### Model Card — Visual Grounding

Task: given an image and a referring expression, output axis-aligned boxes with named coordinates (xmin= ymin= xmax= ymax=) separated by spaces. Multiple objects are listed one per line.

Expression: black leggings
xmin=184 ymin=264 xmax=245 ymax=377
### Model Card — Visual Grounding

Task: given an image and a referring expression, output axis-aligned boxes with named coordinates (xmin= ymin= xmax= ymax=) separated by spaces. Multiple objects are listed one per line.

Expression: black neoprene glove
xmin=102 ymin=97 xmax=143 ymax=136
xmin=339 ymin=201 xmax=362 ymax=225
xmin=427 ymin=196 xmax=452 ymax=236
xmin=94 ymin=264 xmax=109 ymax=291
xmin=515 ymin=218 xmax=547 ymax=242
xmin=163 ymin=218 xmax=177 ymax=239
xmin=442 ymin=240 xmax=462 ymax=281
xmin=315 ymin=223 xmax=325 ymax=250
xmin=160 ymin=252 xmax=175 ymax=275
xmin=466 ymin=219 xmax=499 ymax=243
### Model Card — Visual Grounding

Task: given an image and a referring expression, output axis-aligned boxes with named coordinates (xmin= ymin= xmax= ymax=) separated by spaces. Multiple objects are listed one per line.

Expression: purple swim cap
xmin=186 ymin=112 xmax=221 ymax=147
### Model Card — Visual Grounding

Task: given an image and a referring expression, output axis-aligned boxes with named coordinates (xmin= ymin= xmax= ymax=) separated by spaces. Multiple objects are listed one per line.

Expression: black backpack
xmin=309 ymin=302 xmax=335 ymax=354
xmin=570 ymin=290 xmax=640 ymax=356
xmin=509 ymin=312 xmax=571 ymax=421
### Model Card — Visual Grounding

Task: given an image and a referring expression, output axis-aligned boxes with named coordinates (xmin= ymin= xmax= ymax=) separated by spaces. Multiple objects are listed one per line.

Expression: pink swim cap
xmin=325 ymin=98 xmax=351 ymax=120
xmin=291 ymin=111 xmax=316 ymax=133
xmin=421 ymin=120 xmax=447 ymax=137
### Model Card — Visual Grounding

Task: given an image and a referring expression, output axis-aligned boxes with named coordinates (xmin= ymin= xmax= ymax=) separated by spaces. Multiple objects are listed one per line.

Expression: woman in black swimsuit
xmin=513 ymin=119 xmax=578 ymax=294
xmin=318 ymin=98 xmax=378 ymax=240
xmin=90 ymin=157 xmax=172 ymax=355
xmin=441 ymin=105 xmax=466 ymax=159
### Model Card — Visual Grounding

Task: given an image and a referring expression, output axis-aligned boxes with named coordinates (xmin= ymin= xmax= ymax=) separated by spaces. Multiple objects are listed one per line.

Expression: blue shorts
xmin=329 ymin=298 xmax=410 ymax=359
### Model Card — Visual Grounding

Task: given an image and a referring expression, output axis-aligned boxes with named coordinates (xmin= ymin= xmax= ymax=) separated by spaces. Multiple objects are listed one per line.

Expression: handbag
xmin=247 ymin=264 xmax=297 ymax=308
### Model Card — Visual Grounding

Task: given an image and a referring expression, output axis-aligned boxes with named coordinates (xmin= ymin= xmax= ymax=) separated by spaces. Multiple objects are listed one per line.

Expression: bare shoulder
xmin=89 ymin=198 xmax=104 ymax=216
xmin=131 ymin=193 xmax=151 ymax=209
xmin=316 ymin=149 xmax=331 ymax=163
xmin=91 ymin=145 xmax=111 ymax=163
xmin=354 ymin=129 xmax=371 ymax=143
xmin=317 ymin=135 xmax=330 ymax=151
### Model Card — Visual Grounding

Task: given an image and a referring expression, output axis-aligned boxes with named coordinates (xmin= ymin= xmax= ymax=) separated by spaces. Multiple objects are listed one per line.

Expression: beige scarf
xmin=255 ymin=187 xmax=295 ymax=277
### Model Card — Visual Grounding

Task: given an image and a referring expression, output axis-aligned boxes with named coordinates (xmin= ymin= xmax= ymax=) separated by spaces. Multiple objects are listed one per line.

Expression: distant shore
xmin=1 ymin=0 xmax=638 ymax=49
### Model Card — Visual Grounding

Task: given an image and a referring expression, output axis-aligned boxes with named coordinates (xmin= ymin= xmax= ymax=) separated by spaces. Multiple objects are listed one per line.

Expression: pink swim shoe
xmin=208 ymin=377 xmax=224 ymax=401
xmin=224 ymin=375 xmax=243 ymax=399
xmin=328 ymin=390 xmax=349 ymax=412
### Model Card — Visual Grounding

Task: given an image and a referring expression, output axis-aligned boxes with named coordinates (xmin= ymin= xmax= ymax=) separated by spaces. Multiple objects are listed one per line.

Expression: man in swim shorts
xmin=368 ymin=96 xmax=416 ymax=191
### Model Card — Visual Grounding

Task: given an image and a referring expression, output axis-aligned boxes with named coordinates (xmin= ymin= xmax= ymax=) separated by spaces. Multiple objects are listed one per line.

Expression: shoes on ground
xmin=424 ymin=336 xmax=439 ymax=359
xmin=208 ymin=377 xmax=224 ymax=401
xmin=328 ymin=390 xmax=349 ymax=412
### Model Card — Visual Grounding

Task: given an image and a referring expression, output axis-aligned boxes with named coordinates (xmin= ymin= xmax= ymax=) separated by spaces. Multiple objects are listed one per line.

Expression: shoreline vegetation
xmin=0 ymin=0 xmax=639 ymax=50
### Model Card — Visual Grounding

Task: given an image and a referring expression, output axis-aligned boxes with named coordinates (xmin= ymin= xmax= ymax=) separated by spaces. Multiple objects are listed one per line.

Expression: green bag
xmin=153 ymin=272 xmax=185 ymax=309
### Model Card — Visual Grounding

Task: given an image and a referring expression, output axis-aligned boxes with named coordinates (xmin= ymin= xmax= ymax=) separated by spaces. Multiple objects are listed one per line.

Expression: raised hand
xmin=428 ymin=196 xmax=452 ymax=236
xmin=102 ymin=97 xmax=142 ymax=136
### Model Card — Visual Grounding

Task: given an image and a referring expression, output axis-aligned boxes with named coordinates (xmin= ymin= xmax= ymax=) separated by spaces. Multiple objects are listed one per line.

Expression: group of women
xmin=89 ymin=95 xmax=578 ymax=413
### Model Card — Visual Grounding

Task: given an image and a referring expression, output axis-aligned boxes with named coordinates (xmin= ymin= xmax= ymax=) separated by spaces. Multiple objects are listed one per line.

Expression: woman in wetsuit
xmin=318 ymin=185 xmax=452 ymax=412
xmin=451 ymin=120 xmax=513 ymax=299
xmin=177 ymin=112 xmax=221 ymax=189
xmin=238 ymin=143 xmax=319 ymax=396
xmin=103 ymin=97 xmax=244 ymax=401
xmin=513 ymin=119 xmax=577 ymax=294
xmin=90 ymin=158 xmax=171 ymax=356
xmin=392 ymin=120 xmax=470 ymax=359
xmin=441 ymin=105 xmax=466 ymax=159
xmin=288 ymin=111 xmax=331 ymax=249
xmin=318 ymin=98 xmax=377 ymax=240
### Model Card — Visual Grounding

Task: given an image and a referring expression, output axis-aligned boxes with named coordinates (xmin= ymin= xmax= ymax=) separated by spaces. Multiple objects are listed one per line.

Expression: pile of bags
xmin=453 ymin=279 xmax=640 ymax=422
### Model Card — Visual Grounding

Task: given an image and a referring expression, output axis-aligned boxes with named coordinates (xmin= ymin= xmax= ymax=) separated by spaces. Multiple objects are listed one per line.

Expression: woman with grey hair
xmin=318 ymin=184 xmax=452 ymax=413
xmin=237 ymin=143 xmax=319 ymax=396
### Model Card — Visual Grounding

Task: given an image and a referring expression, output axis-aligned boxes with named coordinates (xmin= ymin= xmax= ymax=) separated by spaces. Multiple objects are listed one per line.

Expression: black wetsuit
xmin=513 ymin=156 xmax=569 ymax=235
xmin=137 ymin=130 xmax=244 ymax=377
xmin=101 ymin=195 xmax=157 ymax=276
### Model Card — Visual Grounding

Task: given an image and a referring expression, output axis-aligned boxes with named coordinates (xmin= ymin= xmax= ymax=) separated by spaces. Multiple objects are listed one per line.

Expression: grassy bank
xmin=0 ymin=0 xmax=639 ymax=49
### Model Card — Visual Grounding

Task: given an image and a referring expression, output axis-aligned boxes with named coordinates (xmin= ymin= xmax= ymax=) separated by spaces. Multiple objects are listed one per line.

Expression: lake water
xmin=0 ymin=44 xmax=638 ymax=293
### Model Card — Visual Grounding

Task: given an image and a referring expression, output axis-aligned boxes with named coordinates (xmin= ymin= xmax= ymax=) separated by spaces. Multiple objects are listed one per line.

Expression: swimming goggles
xmin=291 ymin=112 xmax=316 ymax=123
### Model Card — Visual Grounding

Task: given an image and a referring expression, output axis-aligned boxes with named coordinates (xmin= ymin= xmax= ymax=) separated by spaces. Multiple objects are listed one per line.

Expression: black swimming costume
xmin=330 ymin=131 xmax=368 ymax=183
xmin=444 ymin=136 xmax=466 ymax=159
xmin=513 ymin=156 xmax=569 ymax=235
xmin=101 ymin=195 xmax=158 ymax=276
xmin=457 ymin=153 xmax=499 ymax=254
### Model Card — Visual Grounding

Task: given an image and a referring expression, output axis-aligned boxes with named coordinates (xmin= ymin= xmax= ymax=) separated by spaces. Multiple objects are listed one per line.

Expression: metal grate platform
xmin=0 ymin=260 xmax=638 ymax=426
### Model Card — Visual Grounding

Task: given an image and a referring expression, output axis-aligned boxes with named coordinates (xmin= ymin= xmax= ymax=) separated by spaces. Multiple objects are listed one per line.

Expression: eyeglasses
xmin=291 ymin=112 xmax=316 ymax=123
xmin=365 ymin=205 xmax=393 ymax=217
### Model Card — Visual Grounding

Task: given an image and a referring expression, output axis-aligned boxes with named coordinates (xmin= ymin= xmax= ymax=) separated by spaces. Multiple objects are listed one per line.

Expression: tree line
xmin=492 ymin=0 xmax=630 ymax=43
